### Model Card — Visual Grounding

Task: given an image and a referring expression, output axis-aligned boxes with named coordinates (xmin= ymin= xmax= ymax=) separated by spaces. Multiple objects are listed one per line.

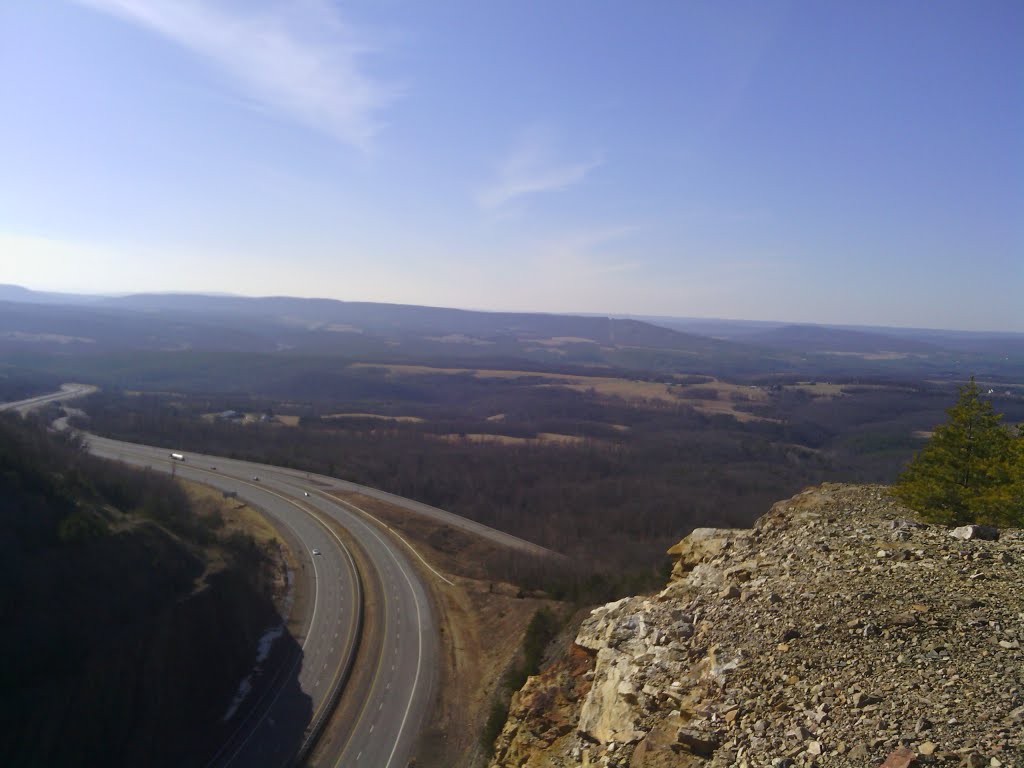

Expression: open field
xmin=75 ymin=361 xmax=1024 ymax=579
xmin=350 ymin=363 xmax=585 ymax=379
xmin=200 ymin=412 xmax=301 ymax=426
xmin=524 ymin=336 xmax=597 ymax=346
xmin=822 ymin=350 xmax=923 ymax=360
xmin=323 ymin=412 xmax=425 ymax=423
xmin=351 ymin=362 xmax=781 ymax=422
xmin=434 ymin=432 xmax=588 ymax=446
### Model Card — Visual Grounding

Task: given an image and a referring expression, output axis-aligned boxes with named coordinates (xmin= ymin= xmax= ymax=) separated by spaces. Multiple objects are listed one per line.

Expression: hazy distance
xmin=1 ymin=2 xmax=1020 ymax=331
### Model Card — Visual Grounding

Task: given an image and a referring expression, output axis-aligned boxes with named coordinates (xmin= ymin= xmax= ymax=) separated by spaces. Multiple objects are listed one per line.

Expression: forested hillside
xmin=0 ymin=415 xmax=290 ymax=767
xmin=75 ymin=371 xmax=1017 ymax=599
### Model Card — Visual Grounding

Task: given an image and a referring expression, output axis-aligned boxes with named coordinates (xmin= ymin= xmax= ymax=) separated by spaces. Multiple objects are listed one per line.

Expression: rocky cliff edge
xmin=489 ymin=484 xmax=1023 ymax=768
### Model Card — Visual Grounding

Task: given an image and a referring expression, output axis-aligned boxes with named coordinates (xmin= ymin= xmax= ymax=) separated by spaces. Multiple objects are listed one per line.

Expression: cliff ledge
xmin=489 ymin=484 xmax=1023 ymax=768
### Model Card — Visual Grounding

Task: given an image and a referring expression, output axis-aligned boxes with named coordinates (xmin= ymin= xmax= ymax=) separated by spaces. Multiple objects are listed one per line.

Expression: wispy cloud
xmin=540 ymin=226 xmax=641 ymax=276
xmin=74 ymin=0 xmax=396 ymax=149
xmin=477 ymin=130 xmax=603 ymax=209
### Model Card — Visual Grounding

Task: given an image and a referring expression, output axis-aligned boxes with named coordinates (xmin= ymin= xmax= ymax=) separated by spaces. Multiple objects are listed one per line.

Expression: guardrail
xmin=291 ymin=527 xmax=366 ymax=767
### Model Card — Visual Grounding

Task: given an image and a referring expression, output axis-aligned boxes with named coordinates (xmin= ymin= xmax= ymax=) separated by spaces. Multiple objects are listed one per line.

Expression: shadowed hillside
xmin=0 ymin=414 xmax=302 ymax=767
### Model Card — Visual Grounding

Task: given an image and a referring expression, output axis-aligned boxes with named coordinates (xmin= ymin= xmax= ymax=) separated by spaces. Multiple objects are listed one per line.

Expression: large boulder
xmin=667 ymin=527 xmax=751 ymax=581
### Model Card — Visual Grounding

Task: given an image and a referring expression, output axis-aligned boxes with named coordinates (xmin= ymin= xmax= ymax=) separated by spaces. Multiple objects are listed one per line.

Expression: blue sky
xmin=1 ymin=1 xmax=1021 ymax=330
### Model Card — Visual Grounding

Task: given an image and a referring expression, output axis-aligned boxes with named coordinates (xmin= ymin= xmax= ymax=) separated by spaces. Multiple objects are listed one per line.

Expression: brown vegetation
xmin=328 ymin=492 xmax=565 ymax=768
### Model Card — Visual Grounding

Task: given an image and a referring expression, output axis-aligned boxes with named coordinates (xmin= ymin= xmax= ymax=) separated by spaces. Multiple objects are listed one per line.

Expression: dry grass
xmin=350 ymin=363 xmax=569 ymax=379
xmin=352 ymin=362 xmax=783 ymax=423
xmin=433 ymin=432 xmax=587 ymax=447
xmin=322 ymin=412 xmax=424 ymax=423
xmin=178 ymin=480 xmax=295 ymax=621
xmin=426 ymin=334 xmax=495 ymax=346
xmin=821 ymin=350 xmax=918 ymax=360
xmin=524 ymin=336 xmax=597 ymax=346
xmin=787 ymin=382 xmax=850 ymax=397
xmin=181 ymin=480 xmax=280 ymax=545
xmin=329 ymin=491 xmax=562 ymax=768
xmin=554 ymin=379 xmax=676 ymax=400
xmin=199 ymin=412 xmax=301 ymax=426
xmin=357 ymin=362 xmax=684 ymax=401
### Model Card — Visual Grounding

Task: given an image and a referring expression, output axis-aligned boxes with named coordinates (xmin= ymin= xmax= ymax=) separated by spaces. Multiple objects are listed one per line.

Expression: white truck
xmin=169 ymin=452 xmax=185 ymax=461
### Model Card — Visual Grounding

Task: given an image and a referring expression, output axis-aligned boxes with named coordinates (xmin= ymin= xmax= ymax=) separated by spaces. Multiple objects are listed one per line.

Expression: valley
xmin=2 ymin=289 xmax=1022 ymax=766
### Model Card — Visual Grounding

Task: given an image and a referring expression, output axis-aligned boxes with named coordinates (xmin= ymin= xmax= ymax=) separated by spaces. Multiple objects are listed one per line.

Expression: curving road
xmin=0 ymin=382 xmax=96 ymax=414
xmin=5 ymin=385 xmax=559 ymax=766
xmin=87 ymin=436 xmax=437 ymax=768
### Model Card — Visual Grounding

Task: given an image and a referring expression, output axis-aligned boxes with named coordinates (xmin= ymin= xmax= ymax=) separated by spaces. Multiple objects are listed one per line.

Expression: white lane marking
xmin=237 ymin=475 xmax=427 ymax=768
xmin=310 ymin=499 xmax=430 ymax=768
xmin=90 ymin=456 xmax=359 ymax=768
xmin=334 ymin=497 xmax=455 ymax=586
xmin=206 ymin=482 xmax=323 ymax=768
xmin=102 ymin=450 xmax=444 ymax=768
xmin=381 ymin=542 xmax=427 ymax=768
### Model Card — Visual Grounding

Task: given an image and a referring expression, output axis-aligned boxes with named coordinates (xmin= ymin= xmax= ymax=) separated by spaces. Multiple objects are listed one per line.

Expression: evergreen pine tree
xmin=894 ymin=377 xmax=1019 ymax=525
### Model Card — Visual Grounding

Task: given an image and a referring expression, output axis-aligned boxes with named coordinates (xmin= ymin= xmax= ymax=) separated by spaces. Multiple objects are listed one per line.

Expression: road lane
xmin=86 ymin=436 xmax=437 ymax=768
xmin=88 ymin=443 xmax=361 ymax=768
xmin=102 ymin=441 xmax=558 ymax=559
xmin=0 ymin=382 xmax=95 ymax=414
xmin=3 ymin=386 xmax=547 ymax=767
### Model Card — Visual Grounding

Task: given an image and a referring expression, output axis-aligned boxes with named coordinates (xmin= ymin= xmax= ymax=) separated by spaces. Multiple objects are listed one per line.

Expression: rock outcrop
xmin=489 ymin=484 xmax=1024 ymax=768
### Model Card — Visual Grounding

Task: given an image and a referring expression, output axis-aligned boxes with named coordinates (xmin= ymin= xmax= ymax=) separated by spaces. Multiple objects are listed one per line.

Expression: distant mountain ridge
xmin=737 ymin=324 xmax=941 ymax=354
xmin=1 ymin=285 xmax=1021 ymax=380
xmin=0 ymin=285 xmax=750 ymax=358
xmin=621 ymin=313 xmax=1024 ymax=356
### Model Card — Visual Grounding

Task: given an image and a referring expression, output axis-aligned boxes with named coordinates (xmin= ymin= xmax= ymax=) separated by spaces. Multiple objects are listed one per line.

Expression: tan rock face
xmin=488 ymin=644 xmax=594 ymax=768
xmin=487 ymin=484 xmax=1024 ymax=768
xmin=577 ymin=648 xmax=645 ymax=744
xmin=667 ymin=527 xmax=749 ymax=581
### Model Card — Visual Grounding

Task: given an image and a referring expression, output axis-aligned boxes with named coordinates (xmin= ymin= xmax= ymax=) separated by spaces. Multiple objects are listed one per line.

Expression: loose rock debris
xmin=489 ymin=484 xmax=1024 ymax=768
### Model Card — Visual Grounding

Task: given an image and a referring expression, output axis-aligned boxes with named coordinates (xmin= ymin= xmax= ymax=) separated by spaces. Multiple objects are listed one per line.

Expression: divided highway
xmin=87 ymin=436 xmax=438 ymax=768
xmin=4 ymin=385 xmax=558 ymax=766
xmin=0 ymin=382 xmax=96 ymax=414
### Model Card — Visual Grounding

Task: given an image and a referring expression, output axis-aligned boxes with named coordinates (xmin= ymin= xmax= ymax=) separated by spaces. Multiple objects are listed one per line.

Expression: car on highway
xmin=311 ymin=548 xmax=321 ymax=556
xmin=303 ymin=491 xmax=310 ymax=497
xmin=252 ymin=475 xmax=259 ymax=481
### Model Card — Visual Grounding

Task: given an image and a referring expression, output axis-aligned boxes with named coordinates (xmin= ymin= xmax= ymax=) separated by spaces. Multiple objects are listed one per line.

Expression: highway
xmin=87 ymin=436 xmax=438 ymax=768
xmin=4 ymin=385 xmax=558 ymax=766
xmin=0 ymin=382 xmax=96 ymax=414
